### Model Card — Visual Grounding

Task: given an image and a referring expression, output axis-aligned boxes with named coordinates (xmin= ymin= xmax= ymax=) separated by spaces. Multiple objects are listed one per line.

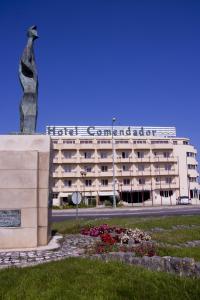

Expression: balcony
xmin=116 ymin=170 xmax=132 ymax=177
xmin=97 ymin=157 xmax=113 ymax=163
xmin=189 ymin=182 xmax=199 ymax=189
xmin=150 ymin=144 xmax=173 ymax=150
xmin=188 ymin=170 xmax=199 ymax=177
xmin=151 ymin=156 xmax=178 ymax=163
xmin=97 ymin=184 xmax=113 ymax=191
xmin=135 ymin=170 xmax=151 ymax=176
xmin=79 ymin=156 xmax=96 ymax=163
xmin=79 ymin=171 xmax=96 ymax=177
xmin=61 ymin=156 xmax=78 ymax=163
xmin=52 ymin=171 xmax=60 ymax=177
xmin=52 ymin=187 xmax=60 ymax=192
xmin=60 ymin=171 xmax=78 ymax=178
xmin=78 ymin=143 xmax=96 ymax=149
xmin=52 ymin=144 xmax=61 ymax=150
xmin=60 ymin=144 xmax=77 ymax=149
xmin=187 ymin=157 xmax=198 ymax=165
xmin=154 ymin=181 xmax=179 ymax=189
xmin=152 ymin=168 xmax=178 ymax=176
xmin=59 ymin=185 xmax=78 ymax=192
xmin=116 ymin=156 xmax=132 ymax=163
xmin=96 ymin=143 xmax=112 ymax=149
xmin=133 ymin=156 xmax=151 ymax=163
xmin=132 ymin=144 xmax=150 ymax=150
xmin=115 ymin=144 xmax=132 ymax=150
xmin=97 ymin=171 xmax=113 ymax=177
xmin=52 ymin=157 xmax=61 ymax=163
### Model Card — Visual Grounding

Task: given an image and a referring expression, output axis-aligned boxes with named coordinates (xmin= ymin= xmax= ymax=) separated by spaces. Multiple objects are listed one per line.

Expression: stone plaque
xmin=0 ymin=210 xmax=21 ymax=227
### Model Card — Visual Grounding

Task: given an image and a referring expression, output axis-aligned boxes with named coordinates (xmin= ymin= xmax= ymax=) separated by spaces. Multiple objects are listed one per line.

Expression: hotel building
xmin=47 ymin=126 xmax=200 ymax=207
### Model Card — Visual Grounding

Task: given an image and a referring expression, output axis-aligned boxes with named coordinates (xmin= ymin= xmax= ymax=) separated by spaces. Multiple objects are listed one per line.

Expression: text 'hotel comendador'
xmin=46 ymin=125 xmax=199 ymax=207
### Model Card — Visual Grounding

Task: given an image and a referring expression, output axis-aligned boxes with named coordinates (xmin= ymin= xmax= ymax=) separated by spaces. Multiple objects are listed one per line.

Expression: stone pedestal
xmin=0 ymin=135 xmax=51 ymax=249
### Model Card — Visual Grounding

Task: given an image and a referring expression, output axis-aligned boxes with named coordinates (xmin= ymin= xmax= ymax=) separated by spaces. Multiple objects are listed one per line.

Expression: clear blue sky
xmin=0 ymin=1 xmax=199 ymax=150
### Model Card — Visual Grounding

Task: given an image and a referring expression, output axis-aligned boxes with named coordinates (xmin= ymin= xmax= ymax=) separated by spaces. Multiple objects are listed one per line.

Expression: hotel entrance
xmin=120 ymin=191 xmax=151 ymax=205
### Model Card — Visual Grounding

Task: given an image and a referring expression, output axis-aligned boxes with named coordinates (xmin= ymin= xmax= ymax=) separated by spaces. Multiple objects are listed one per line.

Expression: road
xmin=52 ymin=205 xmax=200 ymax=222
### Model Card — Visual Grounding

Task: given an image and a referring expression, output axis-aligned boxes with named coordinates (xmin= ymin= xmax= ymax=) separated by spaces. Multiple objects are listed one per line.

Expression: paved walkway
xmin=0 ymin=235 xmax=96 ymax=269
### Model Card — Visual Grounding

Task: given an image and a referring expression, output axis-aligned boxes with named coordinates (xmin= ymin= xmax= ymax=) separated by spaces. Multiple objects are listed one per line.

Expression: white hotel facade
xmin=47 ymin=126 xmax=200 ymax=207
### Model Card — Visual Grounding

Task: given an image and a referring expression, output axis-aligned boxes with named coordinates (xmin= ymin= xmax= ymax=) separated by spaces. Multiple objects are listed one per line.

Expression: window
xmin=190 ymin=189 xmax=198 ymax=198
xmin=53 ymin=167 xmax=59 ymax=173
xmin=63 ymin=140 xmax=75 ymax=144
xmin=64 ymin=180 xmax=72 ymax=187
xmin=163 ymin=152 xmax=170 ymax=158
xmin=138 ymin=164 xmax=145 ymax=171
xmin=84 ymin=152 xmax=92 ymax=159
xmin=188 ymin=164 xmax=196 ymax=170
xmin=97 ymin=140 xmax=111 ymax=144
xmin=100 ymin=152 xmax=108 ymax=158
xmin=123 ymin=179 xmax=130 ymax=185
xmin=53 ymin=151 xmax=59 ymax=160
xmin=189 ymin=177 xmax=197 ymax=182
xmin=80 ymin=140 xmax=93 ymax=144
xmin=122 ymin=151 xmax=129 ymax=158
xmin=85 ymin=179 xmax=92 ymax=186
xmin=52 ymin=193 xmax=58 ymax=198
xmin=138 ymin=178 xmax=145 ymax=185
xmin=187 ymin=152 xmax=195 ymax=158
xmin=102 ymin=179 xmax=108 ymax=186
xmin=63 ymin=165 xmax=71 ymax=172
xmin=52 ymin=140 xmax=58 ymax=144
xmin=133 ymin=140 xmax=146 ymax=144
xmin=137 ymin=151 xmax=144 ymax=158
xmin=151 ymin=140 xmax=169 ymax=144
xmin=101 ymin=166 xmax=108 ymax=172
xmin=183 ymin=141 xmax=189 ymax=145
xmin=122 ymin=165 xmax=129 ymax=171
xmin=173 ymin=141 xmax=177 ymax=145
xmin=53 ymin=179 xmax=59 ymax=187
xmin=165 ymin=177 xmax=172 ymax=184
xmin=160 ymin=190 xmax=173 ymax=197
xmin=63 ymin=151 xmax=72 ymax=158
xmin=165 ymin=164 xmax=171 ymax=171
xmin=155 ymin=177 xmax=160 ymax=183
xmin=84 ymin=166 xmax=92 ymax=172
xmin=115 ymin=140 xmax=129 ymax=144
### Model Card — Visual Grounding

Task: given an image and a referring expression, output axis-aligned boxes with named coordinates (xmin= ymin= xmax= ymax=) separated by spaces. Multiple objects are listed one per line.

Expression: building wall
xmin=49 ymin=135 xmax=199 ymax=206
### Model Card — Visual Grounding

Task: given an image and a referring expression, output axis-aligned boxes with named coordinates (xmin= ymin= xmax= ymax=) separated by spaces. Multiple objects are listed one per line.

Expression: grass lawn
xmin=157 ymin=246 xmax=200 ymax=261
xmin=151 ymin=228 xmax=200 ymax=244
xmin=52 ymin=215 xmax=200 ymax=234
xmin=0 ymin=258 xmax=200 ymax=300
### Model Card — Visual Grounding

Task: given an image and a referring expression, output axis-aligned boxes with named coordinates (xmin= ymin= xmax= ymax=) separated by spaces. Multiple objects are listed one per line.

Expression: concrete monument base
xmin=0 ymin=135 xmax=51 ymax=249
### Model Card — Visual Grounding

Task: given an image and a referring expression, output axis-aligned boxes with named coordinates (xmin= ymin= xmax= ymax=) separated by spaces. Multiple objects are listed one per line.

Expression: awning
xmin=98 ymin=191 xmax=119 ymax=197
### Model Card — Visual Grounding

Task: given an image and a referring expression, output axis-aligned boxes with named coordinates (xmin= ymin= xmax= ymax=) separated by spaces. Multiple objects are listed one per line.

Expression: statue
xmin=19 ymin=25 xmax=39 ymax=133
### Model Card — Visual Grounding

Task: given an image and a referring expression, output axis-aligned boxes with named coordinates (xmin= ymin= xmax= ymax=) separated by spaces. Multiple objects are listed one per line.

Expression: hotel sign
xmin=46 ymin=126 xmax=176 ymax=137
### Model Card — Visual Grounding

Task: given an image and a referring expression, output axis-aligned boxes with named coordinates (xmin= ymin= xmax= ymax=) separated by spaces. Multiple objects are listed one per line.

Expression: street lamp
xmin=112 ymin=117 xmax=116 ymax=208
xmin=80 ymin=170 xmax=87 ymax=204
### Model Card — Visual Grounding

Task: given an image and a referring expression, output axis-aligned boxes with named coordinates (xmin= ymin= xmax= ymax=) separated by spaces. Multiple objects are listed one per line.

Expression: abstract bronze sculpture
xmin=19 ymin=25 xmax=38 ymax=133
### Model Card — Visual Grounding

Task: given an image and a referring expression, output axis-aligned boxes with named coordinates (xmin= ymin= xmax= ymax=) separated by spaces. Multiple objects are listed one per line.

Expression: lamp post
xmin=112 ymin=117 xmax=116 ymax=208
xmin=80 ymin=170 xmax=87 ymax=205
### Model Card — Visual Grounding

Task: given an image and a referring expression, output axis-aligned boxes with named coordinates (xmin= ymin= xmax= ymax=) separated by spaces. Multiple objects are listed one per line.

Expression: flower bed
xmin=81 ymin=224 xmax=156 ymax=256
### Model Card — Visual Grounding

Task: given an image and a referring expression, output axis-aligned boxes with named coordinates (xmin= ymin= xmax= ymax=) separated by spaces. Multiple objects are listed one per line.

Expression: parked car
xmin=176 ymin=196 xmax=191 ymax=205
